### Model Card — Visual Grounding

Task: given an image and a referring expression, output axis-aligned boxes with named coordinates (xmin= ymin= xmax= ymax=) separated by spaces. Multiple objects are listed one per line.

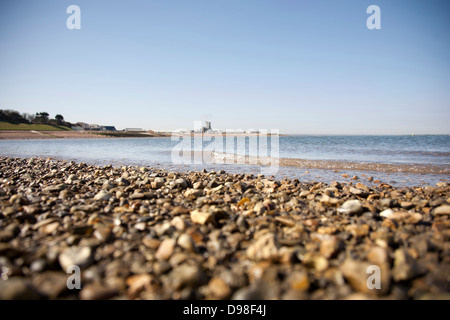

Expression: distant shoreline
xmin=0 ymin=130 xmax=173 ymax=140
xmin=0 ymin=130 xmax=285 ymax=140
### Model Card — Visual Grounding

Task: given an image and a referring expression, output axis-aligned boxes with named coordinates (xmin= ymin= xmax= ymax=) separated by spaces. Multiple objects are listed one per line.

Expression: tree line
xmin=0 ymin=109 xmax=72 ymax=128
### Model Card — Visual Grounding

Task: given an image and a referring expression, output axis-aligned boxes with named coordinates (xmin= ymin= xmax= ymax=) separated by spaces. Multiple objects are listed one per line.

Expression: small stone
xmin=193 ymin=181 xmax=203 ymax=189
xmin=79 ymin=284 xmax=118 ymax=300
xmin=116 ymin=177 xmax=129 ymax=186
xmin=126 ymin=274 xmax=156 ymax=299
xmin=320 ymin=195 xmax=341 ymax=206
xmin=134 ymin=222 xmax=146 ymax=231
xmin=0 ymin=278 xmax=41 ymax=300
xmin=345 ymin=224 xmax=370 ymax=238
xmin=142 ymin=237 xmax=160 ymax=249
xmin=58 ymin=189 xmax=73 ymax=199
xmin=155 ymin=238 xmax=176 ymax=260
xmin=94 ymin=190 xmax=112 ymax=201
xmin=287 ymin=271 xmax=309 ymax=291
xmin=247 ymin=233 xmax=279 ymax=261
xmin=43 ymin=184 xmax=66 ymax=193
xmin=404 ymin=212 xmax=423 ymax=224
xmin=177 ymin=233 xmax=196 ymax=252
xmin=380 ymin=209 xmax=394 ymax=218
xmin=207 ymin=179 xmax=219 ymax=189
xmin=338 ymin=200 xmax=363 ymax=215
xmin=32 ymin=218 xmax=58 ymax=230
xmin=102 ymin=181 xmax=115 ymax=190
xmin=184 ymin=188 xmax=203 ymax=199
xmin=130 ymin=193 xmax=145 ymax=200
xmin=320 ymin=237 xmax=340 ymax=258
xmin=40 ymin=222 xmax=60 ymax=235
xmin=65 ymin=174 xmax=78 ymax=184
xmin=367 ymin=247 xmax=389 ymax=265
xmin=392 ymin=249 xmax=422 ymax=282
xmin=341 ymin=260 xmax=373 ymax=294
xmin=302 ymin=253 xmax=328 ymax=272
xmin=0 ymin=224 xmax=19 ymax=242
xmin=380 ymin=198 xmax=393 ymax=208
xmin=32 ymin=271 xmax=68 ymax=299
xmin=400 ymin=201 xmax=414 ymax=210
xmin=350 ymin=187 xmax=363 ymax=196
xmin=174 ymin=178 xmax=188 ymax=189
xmin=170 ymin=263 xmax=208 ymax=290
xmin=2 ymin=207 xmax=16 ymax=216
xmin=190 ymin=209 xmax=214 ymax=225
xmin=30 ymin=259 xmax=48 ymax=273
xmin=59 ymin=246 xmax=93 ymax=271
xmin=389 ymin=211 xmax=423 ymax=224
xmin=275 ymin=216 xmax=296 ymax=227
xmin=208 ymin=277 xmax=232 ymax=299
xmin=172 ymin=206 xmax=189 ymax=216
xmin=434 ymin=205 xmax=450 ymax=215
xmin=171 ymin=217 xmax=186 ymax=231
xmin=93 ymin=227 xmax=112 ymax=242
xmin=253 ymin=202 xmax=266 ymax=215
xmin=152 ymin=177 xmax=165 ymax=189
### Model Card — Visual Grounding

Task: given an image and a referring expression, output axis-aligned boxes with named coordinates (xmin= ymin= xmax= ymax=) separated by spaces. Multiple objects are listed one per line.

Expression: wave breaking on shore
xmin=208 ymin=152 xmax=450 ymax=175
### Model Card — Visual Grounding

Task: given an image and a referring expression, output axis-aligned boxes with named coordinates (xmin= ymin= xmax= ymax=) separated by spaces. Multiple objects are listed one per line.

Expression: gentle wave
xmin=209 ymin=152 xmax=450 ymax=174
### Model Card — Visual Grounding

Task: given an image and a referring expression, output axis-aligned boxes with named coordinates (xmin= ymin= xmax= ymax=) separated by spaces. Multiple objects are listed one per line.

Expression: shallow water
xmin=0 ymin=135 xmax=448 ymax=187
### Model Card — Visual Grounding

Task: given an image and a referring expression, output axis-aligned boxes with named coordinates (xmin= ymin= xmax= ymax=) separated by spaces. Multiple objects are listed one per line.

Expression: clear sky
xmin=0 ymin=0 xmax=449 ymax=134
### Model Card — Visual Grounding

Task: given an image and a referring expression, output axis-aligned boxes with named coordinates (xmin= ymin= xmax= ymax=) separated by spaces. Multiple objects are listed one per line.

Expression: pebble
xmin=79 ymin=283 xmax=119 ymax=300
xmin=174 ymin=178 xmax=188 ymax=189
xmin=340 ymin=260 xmax=373 ymax=294
xmin=253 ymin=202 xmax=266 ymax=215
xmin=155 ymin=239 xmax=176 ymax=260
xmin=380 ymin=208 xmax=394 ymax=218
xmin=208 ymin=277 xmax=232 ymax=299
xmin=434 ymin=205 xmax=450 ymax=215
xmin=126 ymin=274 xmax=156 ymax=299
xmin=393 ymin=249 xmax=422 ymax=282
xmin=320 ymin=237 xmax=340 ymax=258
xmin=152 ymin=177 xmax=165 ymax=189
xmin=31 ymin=271 xmax=68 ymax=299
xmin=169 ymin=263 xmax=208 ymax=290
xmin=247 ymin=233 xmax=279 ymax=261
xmin=338 ymin=200 xmax=363 ymax=215
xmin=93 ymin=191 xmax=112 ymax=201
xmin=367 ymin=246 xmax=389 ymax=265
xmin=0 ymin=278 xmax=41 ymax=300
xmin=184 ymin=188 xmax=203 ymax=199
xmin=177 ymin=233 xmax=196 ymax=252
xmin=190 ymin=209 xmax=214 ymax=225
xmin=58 ymin=246 xmax=93 ymax=271
xmin=94 ymin=227 xmax=112 ymax=242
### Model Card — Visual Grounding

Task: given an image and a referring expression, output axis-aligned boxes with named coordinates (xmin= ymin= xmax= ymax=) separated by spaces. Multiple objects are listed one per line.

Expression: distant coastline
xmin=0 ymin=130 xmax=285 ymax=140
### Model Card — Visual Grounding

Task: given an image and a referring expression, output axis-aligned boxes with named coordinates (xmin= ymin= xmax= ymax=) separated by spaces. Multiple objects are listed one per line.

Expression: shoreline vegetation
xmin=0 ymin=156 xmax=449 ymax=300
xmin=0 ymin=122 xmax=72 ymax=132
xmin=0 ymin=129 xmax=171 ymax=140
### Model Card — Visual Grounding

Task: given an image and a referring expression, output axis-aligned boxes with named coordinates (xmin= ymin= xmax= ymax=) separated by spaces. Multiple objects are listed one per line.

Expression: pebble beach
xmin=0 ymin=156 xmax=449 ymax=300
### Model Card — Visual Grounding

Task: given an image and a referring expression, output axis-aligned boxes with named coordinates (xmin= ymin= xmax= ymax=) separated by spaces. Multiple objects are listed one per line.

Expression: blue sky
xmin=0 ymin=0 xmax=449 ymax=134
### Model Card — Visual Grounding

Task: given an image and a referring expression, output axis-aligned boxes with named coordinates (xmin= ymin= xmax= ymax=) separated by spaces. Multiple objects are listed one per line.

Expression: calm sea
xmin=0 ymin=135 xmax=449 ymax=186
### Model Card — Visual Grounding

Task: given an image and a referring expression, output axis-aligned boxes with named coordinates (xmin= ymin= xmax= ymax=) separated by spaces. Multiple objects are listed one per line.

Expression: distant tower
xmin=205 ymin=121 xmax=211 ymax=131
